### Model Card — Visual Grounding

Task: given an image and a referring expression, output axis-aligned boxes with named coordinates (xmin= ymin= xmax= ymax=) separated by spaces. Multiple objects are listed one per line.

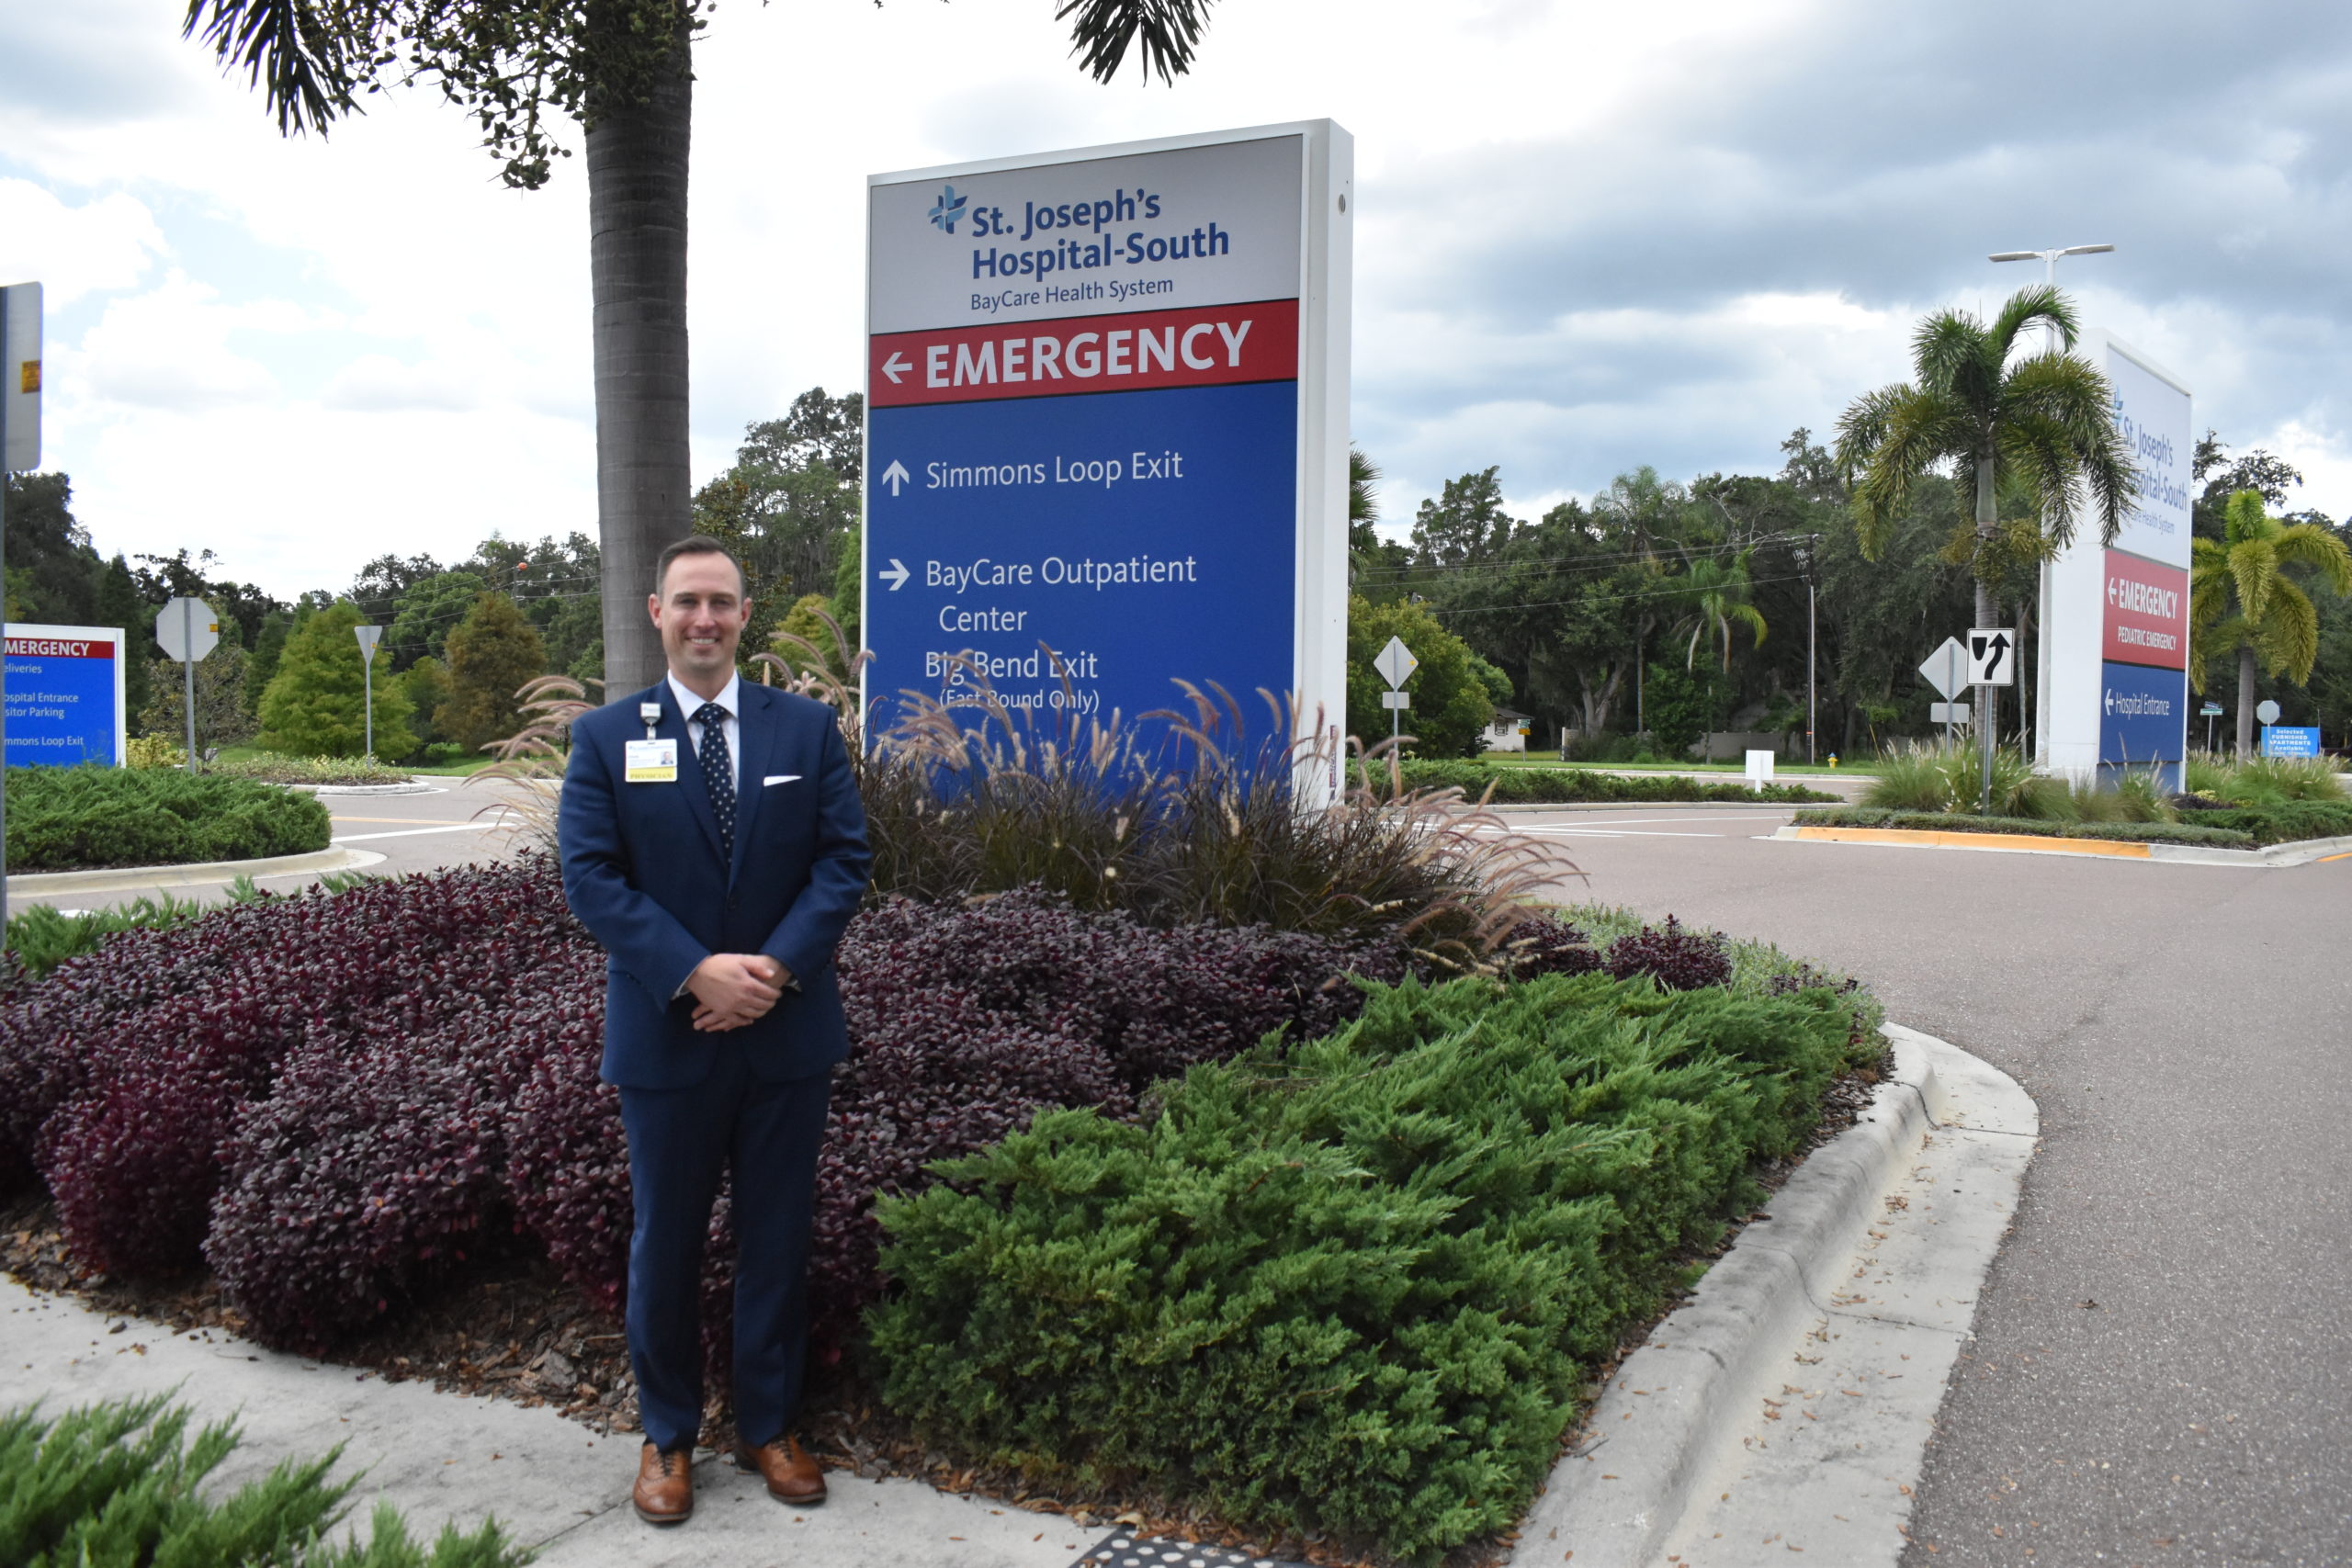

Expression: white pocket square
xmin=763 ymin=774 xmax=802 ymax=786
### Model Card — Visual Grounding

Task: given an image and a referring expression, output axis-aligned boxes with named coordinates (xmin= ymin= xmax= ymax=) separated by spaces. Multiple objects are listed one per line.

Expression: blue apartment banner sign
xmin=2260 ymin=726 xmax=2321 ymax=759
xmin=5 ymin=623 xmax=127 ymax=768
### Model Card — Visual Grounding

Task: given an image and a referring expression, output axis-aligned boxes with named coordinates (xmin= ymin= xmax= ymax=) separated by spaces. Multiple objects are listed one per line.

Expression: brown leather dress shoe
xmin=632 ymin=1442 xmax=694 ymax=1525
xmin=733 ymin=1435 xmax=827 ymax=1504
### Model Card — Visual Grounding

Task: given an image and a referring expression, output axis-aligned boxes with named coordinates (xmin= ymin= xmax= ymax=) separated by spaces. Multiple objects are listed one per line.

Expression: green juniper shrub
xmin=0 ymin=1393 xmax=525 ymax=1568
xmin=3 ymin=765 xmax=332 ymax=873
xmin=870 ymin=970 xmax=1873 ymax=1565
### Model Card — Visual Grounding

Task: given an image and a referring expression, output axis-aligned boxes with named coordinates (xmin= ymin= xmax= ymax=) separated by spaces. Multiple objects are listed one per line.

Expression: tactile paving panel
xmin=1069 ymin=1532 xmax=1307 ymax=1568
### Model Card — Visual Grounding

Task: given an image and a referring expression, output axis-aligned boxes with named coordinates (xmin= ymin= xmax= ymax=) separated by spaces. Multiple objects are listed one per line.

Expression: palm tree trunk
xmin=2236 ymin=644 xmax=2257 ymax=759
xmin=587 ymin=16 xmax=693 ymax=699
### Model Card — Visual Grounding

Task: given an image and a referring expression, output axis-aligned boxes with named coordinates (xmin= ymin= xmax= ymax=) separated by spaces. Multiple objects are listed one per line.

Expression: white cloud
xmin=0 ymin=180 xmax=167 ymax=305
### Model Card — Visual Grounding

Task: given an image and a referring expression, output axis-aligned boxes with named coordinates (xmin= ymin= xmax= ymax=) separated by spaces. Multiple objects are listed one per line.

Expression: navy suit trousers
xmin=619 ymin=1050 xmax=832 ymax=1452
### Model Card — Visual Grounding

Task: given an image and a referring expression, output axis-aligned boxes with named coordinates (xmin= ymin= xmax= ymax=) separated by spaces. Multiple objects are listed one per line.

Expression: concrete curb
xmin=290 ymin=781 xmax=442 ymax=796
xmin=1510 ymin=1025 xmax=2038 ymax=1568
xmin=6 ymin=845 xmax=389 ymax=898
xmin=1771 ymin=822 xmax=2352 ymax=867
xmin=1476 ymin=799 xmax=1822 ymax=816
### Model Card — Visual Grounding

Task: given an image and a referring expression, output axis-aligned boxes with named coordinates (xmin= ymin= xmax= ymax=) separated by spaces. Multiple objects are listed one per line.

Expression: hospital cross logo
xmin=929 ymin=185 xmax=968 ymax=235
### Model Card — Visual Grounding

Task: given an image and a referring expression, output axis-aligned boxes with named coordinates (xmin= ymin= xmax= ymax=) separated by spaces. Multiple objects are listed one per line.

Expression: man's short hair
xmin=652 ymin=536 xmax=746 ymax=599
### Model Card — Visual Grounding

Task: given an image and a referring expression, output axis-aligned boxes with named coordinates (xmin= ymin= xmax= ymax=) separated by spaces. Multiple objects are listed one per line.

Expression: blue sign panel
xmin=2261 ymin=726 xmax=2321 ymax=759
xmin=5 ymin=626 xmax=124 ymax=767
xmin=2099 ymin=660 xmax=2187 ymax=766
xmin=865 ymin=381 xmax=1295 ymax=735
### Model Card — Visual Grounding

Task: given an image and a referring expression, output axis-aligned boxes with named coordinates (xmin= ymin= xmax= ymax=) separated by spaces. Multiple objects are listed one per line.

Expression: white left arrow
xmin=880 ymin=351 xmax=910 ymax=384
xmin=880 ymin=458 xmax=910 ymax=496
xmin=879 ymin=558 xmax=910 ymax=592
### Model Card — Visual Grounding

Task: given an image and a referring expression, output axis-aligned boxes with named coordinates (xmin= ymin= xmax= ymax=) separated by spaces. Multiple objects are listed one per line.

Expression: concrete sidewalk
xmin=0 ymin=1279 xmax=1122 ymax=1567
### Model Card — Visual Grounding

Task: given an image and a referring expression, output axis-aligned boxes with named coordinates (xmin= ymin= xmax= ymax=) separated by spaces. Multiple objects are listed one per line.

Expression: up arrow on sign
xmin=1967 ymin=628 xmax=2017 ymax=687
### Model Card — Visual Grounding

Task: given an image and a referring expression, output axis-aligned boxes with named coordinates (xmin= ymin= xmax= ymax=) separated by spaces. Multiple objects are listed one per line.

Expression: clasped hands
xmin=686 ymin=953 xmax=793 ymax=1032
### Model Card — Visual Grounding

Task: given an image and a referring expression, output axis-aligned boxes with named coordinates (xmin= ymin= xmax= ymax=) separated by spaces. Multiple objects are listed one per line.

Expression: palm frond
xmin=183 ymin=0 xmax=363 ymax=135
xmin=1911 ymin=310 xmax=1996 ymax=408
xmin=2229 ymin=536 xmax=2278 ymax=629
xmin=2256 ymin=578 xmax=2318 ymax=682
xmin=1988 ymin=283 xmax=2076 ymax=360
xmin=2273 ymin=522 xmax=2352 ymax=596
xmin=1057 ymin=0 xmax=1214 ymax=85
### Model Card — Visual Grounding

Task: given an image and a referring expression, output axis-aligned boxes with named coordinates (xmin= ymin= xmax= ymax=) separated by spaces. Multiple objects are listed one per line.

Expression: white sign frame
xmin=861 ymin=120 xmax=1352 ymax=805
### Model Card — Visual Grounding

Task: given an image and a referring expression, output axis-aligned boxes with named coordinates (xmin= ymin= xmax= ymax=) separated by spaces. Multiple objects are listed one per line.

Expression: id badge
xmin=625 ymin=738 xmax=679 ymax=784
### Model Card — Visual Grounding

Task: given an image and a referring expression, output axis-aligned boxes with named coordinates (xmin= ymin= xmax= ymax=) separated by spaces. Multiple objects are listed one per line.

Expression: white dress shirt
xmin=667 ymin=671 xmax=741 ymax=795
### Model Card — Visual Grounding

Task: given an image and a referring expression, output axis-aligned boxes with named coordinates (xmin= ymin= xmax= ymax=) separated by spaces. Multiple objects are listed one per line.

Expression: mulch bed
xmin=0 ymin=1046 xmax=1891 ymax=1568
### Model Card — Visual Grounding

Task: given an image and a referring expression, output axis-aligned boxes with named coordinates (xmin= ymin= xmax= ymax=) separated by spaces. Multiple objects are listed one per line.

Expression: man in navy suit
xmin=559 ymin=536 xmax=870 ymax=1526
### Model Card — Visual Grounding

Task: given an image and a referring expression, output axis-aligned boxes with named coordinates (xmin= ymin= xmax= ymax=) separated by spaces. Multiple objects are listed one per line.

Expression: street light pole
xmin=1990 ymin=244 xmax=2113 ymax=775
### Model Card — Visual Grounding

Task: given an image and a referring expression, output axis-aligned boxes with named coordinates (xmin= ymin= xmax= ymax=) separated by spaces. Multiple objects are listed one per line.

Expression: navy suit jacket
xmin=558 ymin=680 xmax=871 ymax=1089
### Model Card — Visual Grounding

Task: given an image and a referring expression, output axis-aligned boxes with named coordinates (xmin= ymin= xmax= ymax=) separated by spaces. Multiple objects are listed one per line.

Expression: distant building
xmin=1480 ymin=705 xmax=1534 ymax=754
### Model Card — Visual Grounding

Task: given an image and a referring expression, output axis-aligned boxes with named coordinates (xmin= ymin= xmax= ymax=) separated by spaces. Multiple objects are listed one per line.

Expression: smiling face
xmin=649 ymin=550 xmax=751 ymax=698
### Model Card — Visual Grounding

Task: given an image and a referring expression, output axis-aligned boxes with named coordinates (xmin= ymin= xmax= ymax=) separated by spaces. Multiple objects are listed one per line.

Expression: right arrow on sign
xmin=878 ymin=558 xmax=910 ymax=592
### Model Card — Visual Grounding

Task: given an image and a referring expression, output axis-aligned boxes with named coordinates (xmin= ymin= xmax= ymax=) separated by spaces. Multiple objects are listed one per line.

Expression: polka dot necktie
xmin=694 ymin=701 xmax=735 ymax=862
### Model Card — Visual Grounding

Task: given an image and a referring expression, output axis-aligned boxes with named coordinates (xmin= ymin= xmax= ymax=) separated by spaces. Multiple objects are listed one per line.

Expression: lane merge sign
xmin=863 ymin=122 xmax=1352 ymax=790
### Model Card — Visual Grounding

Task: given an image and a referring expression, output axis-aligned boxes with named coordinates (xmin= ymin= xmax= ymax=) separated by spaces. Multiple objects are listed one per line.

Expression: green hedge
xmin=2191 ymin=798 xmax=2352 ymax=845
xmin=4 ymin=765 xmax=333 ymax=873
xmin=1790 ymin=807 xmax=2256 ymax=847
xmin=0 ymin=1393 xmax=525 ymax=1567
xmin=208 ymin=754 xmax=415 ymax=785
xmin=1384 ymin=759 xmax=1837 ymax=805
xmin=871 ymin=971 xmax=1872 ymax=1564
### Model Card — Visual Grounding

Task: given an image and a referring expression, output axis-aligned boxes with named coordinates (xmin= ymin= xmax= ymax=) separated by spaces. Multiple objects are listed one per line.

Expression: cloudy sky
xmin=3 ymin=0 xmax=2346 ymax=599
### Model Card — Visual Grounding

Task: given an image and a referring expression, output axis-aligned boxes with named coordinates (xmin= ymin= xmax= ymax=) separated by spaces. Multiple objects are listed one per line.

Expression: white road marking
xmin=331 ymin=824 xmax=497 ymax=842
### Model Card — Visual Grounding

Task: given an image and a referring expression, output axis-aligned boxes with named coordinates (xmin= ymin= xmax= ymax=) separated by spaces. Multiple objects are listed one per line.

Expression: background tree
xmin=187 ymin=0 xmax=1216 ymax=696
xmin=2 ymin=472 xmax=99 ymax=624
xmin=257 ymin=601 xmax=416 ymax=760
xmin=401 ymin=656 xmax=454 ymax=750
xmin=1344 ymin=594 xmax=1494 ymax=759
xmin=139 ymin=643 xmax=257 ymax=752
xmin=694 ymin=389 xmax=865 ymax=666
xmin=242 ymin=609 xmax=291 ymax=723
xmin=435 ymin=592 xmax=549 ymax=753
xmin=1836 ymin=286 xmax=2132 ymax=778
xmin=92 ymin=554 xmax=153 ymax=724
xmin=1672 ymin=553 xmax=1767 ymax=672
xmin=2189 ymin=490 xmax=2352 ymax=755
xmin=384 ymin=570 xmax=491 ymax=672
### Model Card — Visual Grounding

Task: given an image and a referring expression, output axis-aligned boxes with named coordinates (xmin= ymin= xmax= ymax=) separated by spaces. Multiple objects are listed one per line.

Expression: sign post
xmin=153 ymin=596 xmax=221 ymax=774
xmin=1966 ymin=627 xmax=2017 ymax=813
xmin=355 ymin=625 xmax=384 ymax=760
xmin=863 ymin=122 xmax=1351 ymax=798
xmin=1 ymin=280 xmax=43 ymax=931
xmin=2199 ymin=700 xmax=2222 ymax=753
xmin=1374 ymin=635 xmax=1418 ymax=745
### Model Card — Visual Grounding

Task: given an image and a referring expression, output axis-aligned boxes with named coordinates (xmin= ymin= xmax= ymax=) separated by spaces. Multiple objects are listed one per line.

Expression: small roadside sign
xmin=1967 ymin=628 xmax=2017 ymax=687
xmin=2261 ymin=726 xmax=2319 ymax=758
xmin=2256 ymin=699 xmax=2281 ymax=725
xmin=2199 ymin=702 xmax=2223 ymax=716
xmin=153 ymin=597 xmax=220 ymax=663
xmin=2 ymin=282 xmax=40 ymax=473
xmin=1380 ymin=691 xmax=1410 ymax=709
xmin=1917 ymin=637 xmax=1967 ymax=701
xmin=355 ymin=625 xmax=384 ymax=663
xmin=1929 ymin=701 xmax=1972 ymax=726
xmin=1374 ymin=636 xmax=1419 ymax=690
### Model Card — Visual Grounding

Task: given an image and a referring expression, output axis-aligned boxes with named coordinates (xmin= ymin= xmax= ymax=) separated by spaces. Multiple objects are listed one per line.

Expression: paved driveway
xmin=1520 ymin=815 xmax=2352 ymax=1568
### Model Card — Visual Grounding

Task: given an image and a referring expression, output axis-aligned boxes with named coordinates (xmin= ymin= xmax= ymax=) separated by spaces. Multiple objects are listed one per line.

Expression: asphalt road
xmin=1518 ymin=811 xmax=2352 ymax=1568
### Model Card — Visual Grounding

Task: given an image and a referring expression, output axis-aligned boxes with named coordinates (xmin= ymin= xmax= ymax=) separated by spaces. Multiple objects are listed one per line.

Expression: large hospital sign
xmin=862 ymin=124 xmax=1351 ymax=783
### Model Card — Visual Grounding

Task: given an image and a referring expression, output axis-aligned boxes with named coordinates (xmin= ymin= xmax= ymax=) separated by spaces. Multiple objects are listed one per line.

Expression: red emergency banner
xmin=2103 ymin=550 xmax=2188 ymax=671
xmin=5 ymin=637 xmax=114 ymax=659
xmin=869 ymin=298 xmax=1298 ymax=409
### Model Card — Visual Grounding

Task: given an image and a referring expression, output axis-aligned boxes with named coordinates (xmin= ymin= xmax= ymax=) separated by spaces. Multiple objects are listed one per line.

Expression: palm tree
xmin=182 ymin=0 xmax=1214 ymax=694
xmin=1835 ymin=286 xmax=2133 ymax=796
xmin=1674 ymin=553 xmax=1767 ymax=672
xmin=2190 ymin=490 xmax=2352 ymax=756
